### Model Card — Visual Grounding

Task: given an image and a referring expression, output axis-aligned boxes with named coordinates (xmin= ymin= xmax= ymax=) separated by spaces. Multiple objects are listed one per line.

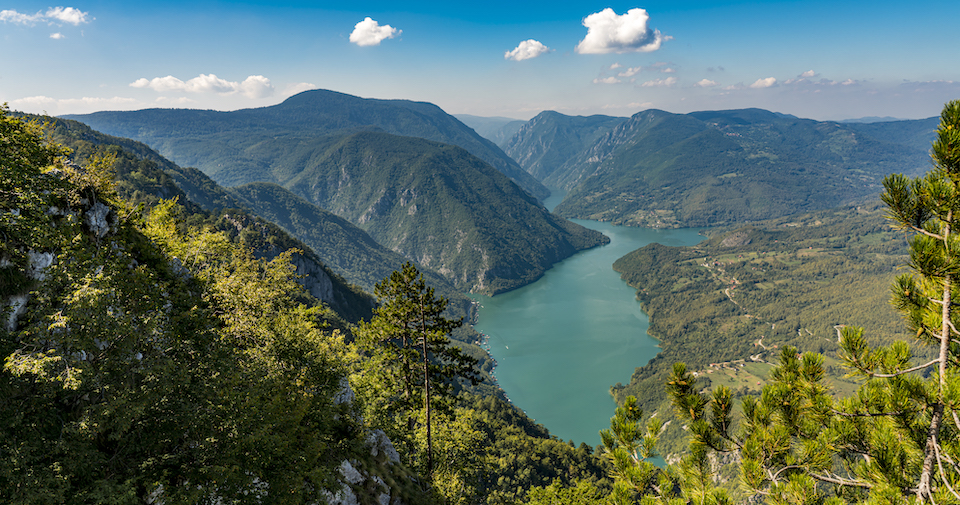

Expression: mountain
xmin=454 ymin=114 xmax=527 ymax=147
xmin=225 ymin=181 xmax=471 ymax=303
xmin=609 ymin=201 xmax=913 ymax=455
xmin=263 ymin=130 xmax=607 ymax=294
xmin=64 ymin=89 xmax=549 ymax=200
xmin=501 ymin=111 xmax=626 ymax=188
xmin=505 ymin=108 xmax=937 ymax=228
xmin=40 ymin=114 xmax=376 ymax=322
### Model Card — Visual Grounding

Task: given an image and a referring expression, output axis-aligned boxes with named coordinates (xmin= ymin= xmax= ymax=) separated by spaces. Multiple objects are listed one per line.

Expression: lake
xmin=471 ymin=202 xmax=704 ymax=446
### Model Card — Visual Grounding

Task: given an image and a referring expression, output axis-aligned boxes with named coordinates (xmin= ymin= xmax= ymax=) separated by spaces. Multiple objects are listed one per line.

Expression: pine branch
xmin=934 ymin=440 xmax=960 ymax=501
xmin=809 ymin=472 xmax=873 ymax=489
xmin=869 ymin=358 xmax=941 ymax=378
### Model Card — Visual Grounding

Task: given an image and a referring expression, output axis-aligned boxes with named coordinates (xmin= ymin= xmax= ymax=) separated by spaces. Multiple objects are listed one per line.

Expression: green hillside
xmin=501 ymin=111 xmax=626 ymax=188
xmin=39 ymin=114 xmax=376 ymax=323
xmin=272 ymin=131 xmax=608 ymax=294
xmin=505 ymin=108 xmax=937 ymax=228
xmin=225 ymin=181 xmax=479 ymax=318
xmin=63 ymin=88 xmax=548 ymax=200
xmin=607 ymin=202 xmax=917 ymax=456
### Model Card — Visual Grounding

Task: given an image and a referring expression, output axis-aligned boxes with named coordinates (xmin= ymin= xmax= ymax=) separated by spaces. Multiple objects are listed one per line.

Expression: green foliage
xmin=33 ymin=112 xmax=375 ymax=323
xmin=611 ymin=202 xmax=912 ymax=460
xmin=654 ymin=100 xmax=960 ymax=505
xmin=355 ymin=262 xmax=480 ymax=481
xmin=0 ymin=108 xmax=391 ymax=503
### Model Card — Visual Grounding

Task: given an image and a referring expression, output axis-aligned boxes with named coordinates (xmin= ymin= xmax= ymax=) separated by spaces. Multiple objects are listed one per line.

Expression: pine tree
xmin=357 ymin=262 xmax=480 ymax=478
xmin=659 ymin=100 xmax=960 ymax=504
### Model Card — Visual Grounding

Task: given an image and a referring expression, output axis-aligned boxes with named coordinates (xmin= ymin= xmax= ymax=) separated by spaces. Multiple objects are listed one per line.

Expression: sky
xmin=1 ymin=0 xmax=959 ymax=121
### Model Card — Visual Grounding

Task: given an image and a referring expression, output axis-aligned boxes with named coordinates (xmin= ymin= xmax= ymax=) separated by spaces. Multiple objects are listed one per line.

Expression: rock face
xmin=289 ymin=251 xmax=334 ymax=304
xmin=325 ymin=379 xmax=409 ymax=505
xmin=3 ymin=178 xmax=117 ymax=331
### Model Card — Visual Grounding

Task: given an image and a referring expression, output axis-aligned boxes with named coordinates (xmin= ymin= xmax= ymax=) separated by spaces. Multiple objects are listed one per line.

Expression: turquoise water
xmin=472 ymin=219 xmax=704 ymax=446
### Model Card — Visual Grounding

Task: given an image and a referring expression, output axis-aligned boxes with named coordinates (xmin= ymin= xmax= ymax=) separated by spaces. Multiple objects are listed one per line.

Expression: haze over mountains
xmin=66 ymin=89 xmax=548 ymax=200
xmin=65 ymin=90 xmax=607 ymax=295
xmin=502 ymin=108 xmax=938 ymax=227
xmin=62 ymin=89 xmax=940 ymax=296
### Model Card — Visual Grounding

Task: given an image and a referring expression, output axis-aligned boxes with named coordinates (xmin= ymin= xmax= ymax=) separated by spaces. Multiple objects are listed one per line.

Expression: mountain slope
xmin=225 ymin=181 xmax=471 ymax=303
xmin=64 ymin=89 xmax=549 ymax=200
xmin=274 ymin=130 xmax=608 ymax=294
xmin=502 ymin=111 xmax=626 ymax=188
xmin=532 ymin=108 xmax=938 ymax=227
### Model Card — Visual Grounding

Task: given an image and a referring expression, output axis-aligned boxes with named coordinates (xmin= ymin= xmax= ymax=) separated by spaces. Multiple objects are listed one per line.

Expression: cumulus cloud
xmin=750 ymin=77 xmax=777 ymax=88
xmin=0 ymin=6 xmax=90 ymax=25
xmin=505 ymin=39 xmax=551 ymax=61
xmin=695 ymin=79 xmax=719 ymax=88
xmin=284 ymin=82 xmax=318 ymax=96
xmin=618 ymin=66 xmax=643 ymax=77
xmin=45 ymin=7 xmax=88 ymax=25
xmin=593 ymin=76 xmax=621 ymax=84
xmin=800 ymin=70 xmax=817 ymax=78
xmin=49 ymin=32 xmax=64 ymax=39
xmin=349 ymin=17 xmax=400 ymax=47
xmin=130 ymin=74 xmax=275 ymax=99
xmin=575 ymin=8 xmax=668 ymax=54
xmin=641 ymin=77 xmax=677 ymax=87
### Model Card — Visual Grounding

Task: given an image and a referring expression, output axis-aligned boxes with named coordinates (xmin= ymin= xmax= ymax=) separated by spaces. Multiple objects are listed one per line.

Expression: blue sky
xmin=2 ymin=0 xmax=958 ymax=120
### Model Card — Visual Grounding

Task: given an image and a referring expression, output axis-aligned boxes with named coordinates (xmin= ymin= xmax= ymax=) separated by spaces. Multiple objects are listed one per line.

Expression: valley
xmin=3 ymin=92 xmax=953 ymax=504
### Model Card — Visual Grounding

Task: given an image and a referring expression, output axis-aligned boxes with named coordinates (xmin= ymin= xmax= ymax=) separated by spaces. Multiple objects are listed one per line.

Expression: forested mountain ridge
xmin=63 ymin=91 xmax=607 ymax=295
xmin=274 ymin=130 xmax=608 ymax=294
xmin=38 ymin=113 xmax=377 ymax=323
xmin=1 ymin=108 xmax=435 ymax=504
xmin=63 ymin=88 xmax=549 ymax=200
xmin=37 ymin=113 xmax=502 ymax=380
xmin=504 ymin=107 xmax=937 ymax=228
xmin=501 ymin=111 xmax=626 ymax=188
xmin=3 ymin=108 xmax=622 ymax=504
xmin=608 ymin=201 xmax=913 ymax=456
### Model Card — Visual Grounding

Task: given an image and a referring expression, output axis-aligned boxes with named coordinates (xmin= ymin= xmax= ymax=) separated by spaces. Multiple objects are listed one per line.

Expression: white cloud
xmin=0 ymin=7 xmax=90 ymax=25
xmin=695 ymin=79 xmax=719 ymax=88
xmin=505 ymin=39 xmax=551 ymax=61
xmin=45 ymin=7 xmax=88 ymax=25
xmin=618 ymin=66 xmax=642 ymax=77
xmin=237 ymin=75 xmax=274 ymax=98
xmin=284 ymin=82 xmax=318 ymax=96
xmin=641 ymin=77 xmax=677 ymax=87
xmin=575 ymin=8 xmax=668 ymax=54
xmin=609 ymin=63 xmax=622 ymax=70
xmin=750 ymin=77 xmax=777 ymax=88
xmin=593 ymin=76 xmax=622 ymax=84
xmin=10 ymin=95 xmax=139 ymax=114
xmin=800 ymin=70 xmax=817 ymax=78
xmin=349 ymin=17 xmax=400 ymax=47
xmin=130 ymin=74 xmax=275 ymax=98
xmin=0 ymin=10 xmax=42 ymax=24
xmin=49 ymin=32 xmax=64 ymax=39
